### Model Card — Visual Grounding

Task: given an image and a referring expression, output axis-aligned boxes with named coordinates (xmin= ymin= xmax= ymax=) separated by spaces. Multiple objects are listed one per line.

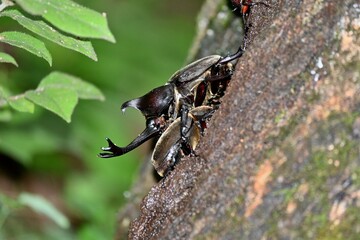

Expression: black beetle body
xmin=99 ymin=50 xmax=243 ymax=176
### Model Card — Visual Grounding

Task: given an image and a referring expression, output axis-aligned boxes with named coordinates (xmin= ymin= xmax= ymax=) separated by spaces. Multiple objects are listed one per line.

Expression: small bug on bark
xmin=231 ymin=0 xmax=270 ymax=18
xmin=230 ymin=0 xmax=271 ymax=38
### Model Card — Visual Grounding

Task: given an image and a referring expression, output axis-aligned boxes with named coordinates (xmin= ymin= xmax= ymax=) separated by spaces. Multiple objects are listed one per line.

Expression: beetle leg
xmin=181 ymin=141 xmax=196 ymax=156
xmin=180 ymin=105 xmax=192 ymax=142
xmin=180 ymin=105 xmax=214 ymax=153
xmin=99 ymin=119 xmax=161 ymax=158
xmin=189 ymin=106 xmax=214 ymax=119
xmin=179 ymin=105 xmax=198 ymax=156
xmin=218 ymin=46 xmax=245 ymax=64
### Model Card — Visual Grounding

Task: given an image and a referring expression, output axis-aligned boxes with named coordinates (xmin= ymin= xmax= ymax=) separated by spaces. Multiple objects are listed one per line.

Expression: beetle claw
xmin=98 ymin=152 xmax=115 ymax=158
xmin=101 ymin=146 xmax=110 ymax=151
xmin=98 ymin=137 xmax=125 ymax=158
xmin=105 ymin=137 xmax=116 ymax=147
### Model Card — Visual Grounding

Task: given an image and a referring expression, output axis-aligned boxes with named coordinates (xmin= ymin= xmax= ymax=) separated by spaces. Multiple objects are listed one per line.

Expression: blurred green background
xmin=0 ymin=0 xmax=204 ymax=238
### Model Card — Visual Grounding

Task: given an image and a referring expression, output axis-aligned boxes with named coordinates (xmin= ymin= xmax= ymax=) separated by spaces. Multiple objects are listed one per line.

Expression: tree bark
xmin=118 ymin=0 xmax=360 ymax=239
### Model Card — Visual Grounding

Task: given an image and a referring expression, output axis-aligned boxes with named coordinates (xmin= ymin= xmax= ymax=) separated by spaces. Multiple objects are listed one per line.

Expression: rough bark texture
xmin=117 ymin=0 xmax=360 ymax=239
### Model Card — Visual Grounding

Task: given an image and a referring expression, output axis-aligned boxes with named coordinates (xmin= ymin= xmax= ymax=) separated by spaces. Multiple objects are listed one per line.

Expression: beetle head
xmin=121 ymin=84 xmax=174 ymax=119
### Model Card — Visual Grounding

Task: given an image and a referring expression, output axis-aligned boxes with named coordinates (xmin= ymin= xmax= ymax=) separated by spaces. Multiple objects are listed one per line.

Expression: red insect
xmin=231 ymin=0 xmax=270 ymax=24
xmin=230 ymin=0 xmax=271 ymax=48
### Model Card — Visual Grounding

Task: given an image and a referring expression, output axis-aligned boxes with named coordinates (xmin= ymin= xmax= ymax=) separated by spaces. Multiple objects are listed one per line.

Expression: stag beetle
xmin=99 ymin=48 xmax=243 ymax=176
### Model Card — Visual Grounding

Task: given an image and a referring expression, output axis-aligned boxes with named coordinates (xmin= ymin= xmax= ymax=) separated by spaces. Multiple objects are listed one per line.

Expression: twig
xmin=0 ymin=0 xmax=14 ymax=12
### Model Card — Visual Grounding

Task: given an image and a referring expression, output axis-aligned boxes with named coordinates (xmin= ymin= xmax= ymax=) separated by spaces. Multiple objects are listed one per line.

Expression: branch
xmin=119 ymin=0 xmax=360 ymax=239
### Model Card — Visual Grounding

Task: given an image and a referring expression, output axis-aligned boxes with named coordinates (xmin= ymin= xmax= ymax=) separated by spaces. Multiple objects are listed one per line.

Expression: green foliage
xmin=0 ymin=51 xmax=17 ymax=66
xmin=38 ymin=72 xmax=105 ymax=101
xmin=14 ymin=0 xmax=115 ymax=42
xmin=0 ymin=9 xmax=97 ymax=61
xmin=0 ymin=31 xmax=52 ymax=65
xmin=7 ymin=94 xmax=34 ymax=113
xmin=0 ymin=192 xmax=71 ymax=239
xmin=26 ymin=86 xmax=78 ymax=123
xmin=18 ymin=192 xmax=70 ymax=229
xmin=0 ymin=0 xmax=111 ymax=121
xmin=2 ymin=71 xmax=105 ymax=122
xmin=0 ymin=0 xmax=200 ymax=239
xmin=25 ymin=71 xmax=105 ymax=122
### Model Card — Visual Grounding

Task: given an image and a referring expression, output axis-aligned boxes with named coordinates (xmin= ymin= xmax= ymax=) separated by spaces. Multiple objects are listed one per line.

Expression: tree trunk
xmin=117 ymin=0 xmax=360 ymax=239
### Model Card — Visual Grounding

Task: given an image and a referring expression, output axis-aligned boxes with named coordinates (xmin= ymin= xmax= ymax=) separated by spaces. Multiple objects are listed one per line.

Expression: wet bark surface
xmin=117 ymin=0 xmax=360 ymax=239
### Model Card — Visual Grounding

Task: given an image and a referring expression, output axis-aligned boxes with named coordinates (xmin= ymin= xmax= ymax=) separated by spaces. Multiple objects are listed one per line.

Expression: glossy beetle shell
xmin=151 ymin=106 xmax=213 ymax=176
xmin=121 ymin=84 xmax=174 ymax=118
xmin=170 ymin=55 xmax=221 ymax=84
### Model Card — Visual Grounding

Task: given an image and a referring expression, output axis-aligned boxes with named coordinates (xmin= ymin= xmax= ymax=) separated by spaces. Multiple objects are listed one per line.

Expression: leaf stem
xmin=0 ymin=0 xmax=14 ymax=12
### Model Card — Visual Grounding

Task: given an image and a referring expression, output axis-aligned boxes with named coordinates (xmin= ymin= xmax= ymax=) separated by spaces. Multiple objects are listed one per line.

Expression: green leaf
xmin=0 ymin=51 xmax=18 ymax=66
xmin=39 ymin=71 xmax=105 ymax=100
xmin=26 ymin=87 xmax=78 ymax=123
xmin=18 ymin=192 xmax=70 ymax=229
xmin=0 ymin=31 xmax=52 ymax=66
xmin=15 ymin=71 xmax=103 ymax=122
xmin=0 ymin=9 xmax=97 ymax=61
xmin=14 ymin=0 xmax=116 ymax=43
xmin=7 ymin=94 xmax=35 ymax=113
